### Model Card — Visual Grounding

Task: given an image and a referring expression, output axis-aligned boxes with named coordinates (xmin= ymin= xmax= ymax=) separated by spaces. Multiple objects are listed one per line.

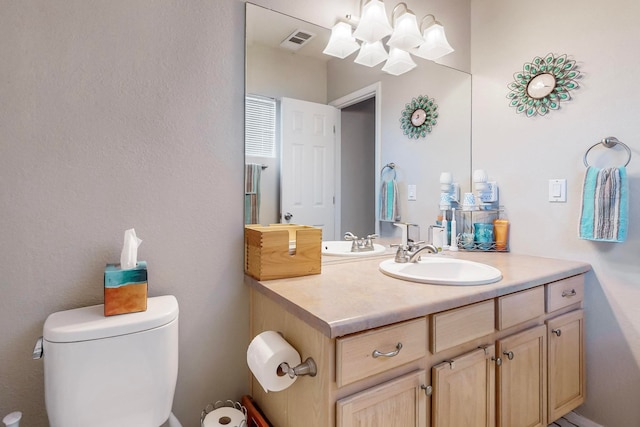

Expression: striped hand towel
xmin=379 ymin=179 xmax=400 ymax=222
xmin=579 ymin=166 xmax=628 ymax=242
xmin=244 ymin=163 xmax=262 ymax=225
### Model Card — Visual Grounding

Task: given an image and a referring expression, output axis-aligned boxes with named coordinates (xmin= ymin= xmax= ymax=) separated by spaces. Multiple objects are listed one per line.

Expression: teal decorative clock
xmin=507 ymin=53 xmax=580 ymax=117
xmin=400 ymin=95 xmax=438 ymax=138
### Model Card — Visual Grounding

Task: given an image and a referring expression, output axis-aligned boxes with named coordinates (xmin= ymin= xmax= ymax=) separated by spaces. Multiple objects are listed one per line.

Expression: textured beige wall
xmin=0 ymin=1 xmax=246 ymax=426
xmin=471 ymin=0 xmax=640 ymax=425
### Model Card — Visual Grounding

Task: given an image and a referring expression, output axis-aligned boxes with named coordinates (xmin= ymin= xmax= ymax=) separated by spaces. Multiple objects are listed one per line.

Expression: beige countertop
xmin=245 ymin=251 xmax=591 ymax=339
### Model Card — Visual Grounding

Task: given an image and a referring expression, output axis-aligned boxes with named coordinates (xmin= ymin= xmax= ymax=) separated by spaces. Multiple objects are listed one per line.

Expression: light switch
xmin=408 ymin=184 xmax=417 ymax=201
xmin=548 ymin=179 xmax=567 ymax=202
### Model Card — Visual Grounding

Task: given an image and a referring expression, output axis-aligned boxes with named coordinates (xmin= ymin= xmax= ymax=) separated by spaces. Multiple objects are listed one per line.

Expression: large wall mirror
xmin=245 ymin=2 xmax=471 ymax=243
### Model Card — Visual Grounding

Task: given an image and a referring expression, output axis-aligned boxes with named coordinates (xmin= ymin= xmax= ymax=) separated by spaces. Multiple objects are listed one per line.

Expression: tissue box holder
xmin=104 ymin=261 xmax=148 ymax=316
xmin=245 ymin=224 xmax=321 ymax=280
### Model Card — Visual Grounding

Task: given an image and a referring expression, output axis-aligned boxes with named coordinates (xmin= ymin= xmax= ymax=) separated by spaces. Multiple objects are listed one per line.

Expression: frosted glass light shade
xmin=354 ymin=41 xmax=388 ymax=67
xmin=387 ymin=12 xmax=424 ymax=51
xmin=352 ymin=0 xmax=393 ymax=43
xmin=381 ymin=47 xmax=416 ymax=76
xmin=323 ymin=22 xmax=360 ymax=59
xmin=415 ymin=23 xmax=454 ymax=60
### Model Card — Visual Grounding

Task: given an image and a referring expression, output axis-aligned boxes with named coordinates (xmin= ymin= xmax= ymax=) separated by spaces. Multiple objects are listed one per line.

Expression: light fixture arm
xmin=419 ymin=14 xmax=439 ymax=31
xmin=391 ymin=2 xmax=414 ymax=23
xmin=359 ymin=0 xmax=371 ymax=11
xmin=343 ymin=0 xmax=372 ymax=22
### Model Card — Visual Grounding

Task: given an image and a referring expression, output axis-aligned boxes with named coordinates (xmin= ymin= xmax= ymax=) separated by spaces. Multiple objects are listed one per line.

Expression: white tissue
xmin=120 ymin=228 xmax=142 ymax=270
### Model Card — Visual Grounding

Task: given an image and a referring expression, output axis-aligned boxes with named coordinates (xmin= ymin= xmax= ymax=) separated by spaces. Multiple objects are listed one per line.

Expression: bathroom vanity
xmin=246 ymin=252 xmax=590 ymax=427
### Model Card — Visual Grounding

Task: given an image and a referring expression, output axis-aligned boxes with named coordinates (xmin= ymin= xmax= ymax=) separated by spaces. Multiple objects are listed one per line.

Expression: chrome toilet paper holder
xmin=278 ymin=357 xmax=317 ymax=379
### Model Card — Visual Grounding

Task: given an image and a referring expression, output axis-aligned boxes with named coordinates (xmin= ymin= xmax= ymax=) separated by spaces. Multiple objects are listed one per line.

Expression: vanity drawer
xmin=431 ymin=300 xmax=495 ymax=353
xmin=336 ymin=317 xmax=427 ymax=388
xmin=497 ymin=287 xmax=545 ymax=330
xmin=546 ymin=275 xmax=584 ymax=313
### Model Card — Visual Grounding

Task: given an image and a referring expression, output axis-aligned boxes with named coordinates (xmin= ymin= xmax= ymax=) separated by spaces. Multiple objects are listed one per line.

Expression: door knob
xmin=284 ymin=212 xmax=293 ymax=221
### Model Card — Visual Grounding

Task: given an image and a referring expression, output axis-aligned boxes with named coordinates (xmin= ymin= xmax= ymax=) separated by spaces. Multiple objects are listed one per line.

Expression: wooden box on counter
xmin=244 ymin=224 xmax=321 ymax=280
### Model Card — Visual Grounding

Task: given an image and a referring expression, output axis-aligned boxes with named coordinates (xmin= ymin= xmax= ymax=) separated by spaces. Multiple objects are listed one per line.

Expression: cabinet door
xmin=497 ymin=324 xmax=547 ymax=427
xmin=432 ymin=346 xmax=496 ymax=427
xmin=547 ymin=309 xmax=585 ymax=422
xmin=336 ymin=370 xmax=427 ymax=427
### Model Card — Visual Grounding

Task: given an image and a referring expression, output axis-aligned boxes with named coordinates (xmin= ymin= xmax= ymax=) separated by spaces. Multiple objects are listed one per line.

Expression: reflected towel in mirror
xmin=379 ymin=179 xmax=400 ymax=222
xmin=245 ymin=163 xmax=262 ymax=224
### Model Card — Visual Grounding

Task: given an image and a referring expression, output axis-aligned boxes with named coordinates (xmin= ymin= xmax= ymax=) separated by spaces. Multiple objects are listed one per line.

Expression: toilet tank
xmin=43 ymin=295 xmax=179 ymax=427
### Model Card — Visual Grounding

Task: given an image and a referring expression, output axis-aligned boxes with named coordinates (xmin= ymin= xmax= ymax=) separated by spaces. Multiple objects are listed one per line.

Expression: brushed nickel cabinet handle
xmin=503 ymin=350 xmax=514 ymax=360
xmin=562 ymin=289 xmax=577 ymax=298
xmin=372 ymin=342 xmax=403 ymax=358
xmin=552 ymin=328 xmax=562 ymax=336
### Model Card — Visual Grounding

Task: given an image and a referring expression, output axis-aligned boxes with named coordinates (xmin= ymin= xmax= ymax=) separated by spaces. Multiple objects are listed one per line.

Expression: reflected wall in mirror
xmin=245 ymin=3 xmax=471 ymax=243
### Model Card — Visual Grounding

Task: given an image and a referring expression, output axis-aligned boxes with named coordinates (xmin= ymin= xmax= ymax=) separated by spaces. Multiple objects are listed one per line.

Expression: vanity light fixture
xmin=354 ymin=40 xmax=389 ymax=67
xmin=381 ymin=47 xmax=417 ymax=75
xmin=413 ymin=14 xmax=455 ymax=60
xmin=322 ymin=1 xmax=455 ymax=76
xmin=352 ymin=0 xmax=393 ymax=43
xmin=386 ymin=3 xmax=423 ymax=51
xmin=322 ymin=22 xmax=360 ymax=59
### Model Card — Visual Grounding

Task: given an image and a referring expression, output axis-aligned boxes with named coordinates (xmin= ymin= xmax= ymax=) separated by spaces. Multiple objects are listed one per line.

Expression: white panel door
xmin=280 ymin=97 xmax=337 ymax=240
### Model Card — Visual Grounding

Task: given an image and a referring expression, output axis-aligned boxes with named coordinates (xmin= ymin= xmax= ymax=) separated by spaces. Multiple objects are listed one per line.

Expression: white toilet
xmin=39 ymin=295 xmax=181 ymax=427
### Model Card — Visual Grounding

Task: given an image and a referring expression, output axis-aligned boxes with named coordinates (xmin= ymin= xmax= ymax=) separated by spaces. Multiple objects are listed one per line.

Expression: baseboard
xmin=563 ymin=411 xmax=605 ymax=427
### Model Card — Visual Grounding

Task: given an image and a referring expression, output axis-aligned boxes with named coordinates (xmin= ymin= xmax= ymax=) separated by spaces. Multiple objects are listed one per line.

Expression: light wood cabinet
xmin=336 ymin=318 xmax=428 ymax=388
xmin=430 ymin=300 xmax=495 ymax=353
xmin=337 ymin=370 xmax=427 ymax=427
xmin=248 ymin=273 xmax=586 ymax=427
xmin=496 ymin=325 xmax=547 ymax=427
xmin=431 ymin=346 xmax=495 ymax=427
xmin=547 ymin=309 xmax=585 ymax=422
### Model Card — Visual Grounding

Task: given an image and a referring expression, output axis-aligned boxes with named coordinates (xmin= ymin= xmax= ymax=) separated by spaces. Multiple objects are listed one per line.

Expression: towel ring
xmin=381 ymin=162 xmax=397 ymax=179
xmin=583 ymin=137 xmax=632 ymax=167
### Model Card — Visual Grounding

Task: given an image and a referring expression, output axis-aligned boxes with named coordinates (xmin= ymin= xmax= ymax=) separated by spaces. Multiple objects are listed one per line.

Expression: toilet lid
xmin=44 ymin=295 xmax=178 ymax=342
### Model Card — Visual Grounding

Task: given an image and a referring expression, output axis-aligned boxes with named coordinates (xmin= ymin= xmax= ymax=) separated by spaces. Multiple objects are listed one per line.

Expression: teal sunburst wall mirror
xmin=400 ymin=95 xmax=438 ymax=138
xmin=507 ymin=53 xmax=580 ymax=117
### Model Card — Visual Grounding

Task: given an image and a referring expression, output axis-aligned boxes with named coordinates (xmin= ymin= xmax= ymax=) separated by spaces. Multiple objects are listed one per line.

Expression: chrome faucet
xmin=392 ymin=243 xmax=438 ymax=263
xmin=407 ymin=244 xmax=439 ymax=262
xmin=391 ymin=223 xmax=437 ymax=263
xmin=344 ymin=232 xmax=379 ymax=252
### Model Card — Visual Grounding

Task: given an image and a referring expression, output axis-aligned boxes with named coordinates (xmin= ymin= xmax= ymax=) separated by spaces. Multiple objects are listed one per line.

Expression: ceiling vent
xmin=280 ymin=29 xmax=316 ymax=51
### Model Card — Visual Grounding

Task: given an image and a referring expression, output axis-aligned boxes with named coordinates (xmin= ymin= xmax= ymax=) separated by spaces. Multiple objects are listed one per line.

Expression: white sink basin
xmin=322 ymin=241 xmax=387 ymax=257
xmin=379 ymin=257 xmax=502 ymax=286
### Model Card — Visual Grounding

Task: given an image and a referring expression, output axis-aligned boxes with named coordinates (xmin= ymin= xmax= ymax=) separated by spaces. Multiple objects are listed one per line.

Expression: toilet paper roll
xmin=247 ymin=331 xmax=301 ymax=393
xmin=202 ymin=407 xmax=246 ymax=427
